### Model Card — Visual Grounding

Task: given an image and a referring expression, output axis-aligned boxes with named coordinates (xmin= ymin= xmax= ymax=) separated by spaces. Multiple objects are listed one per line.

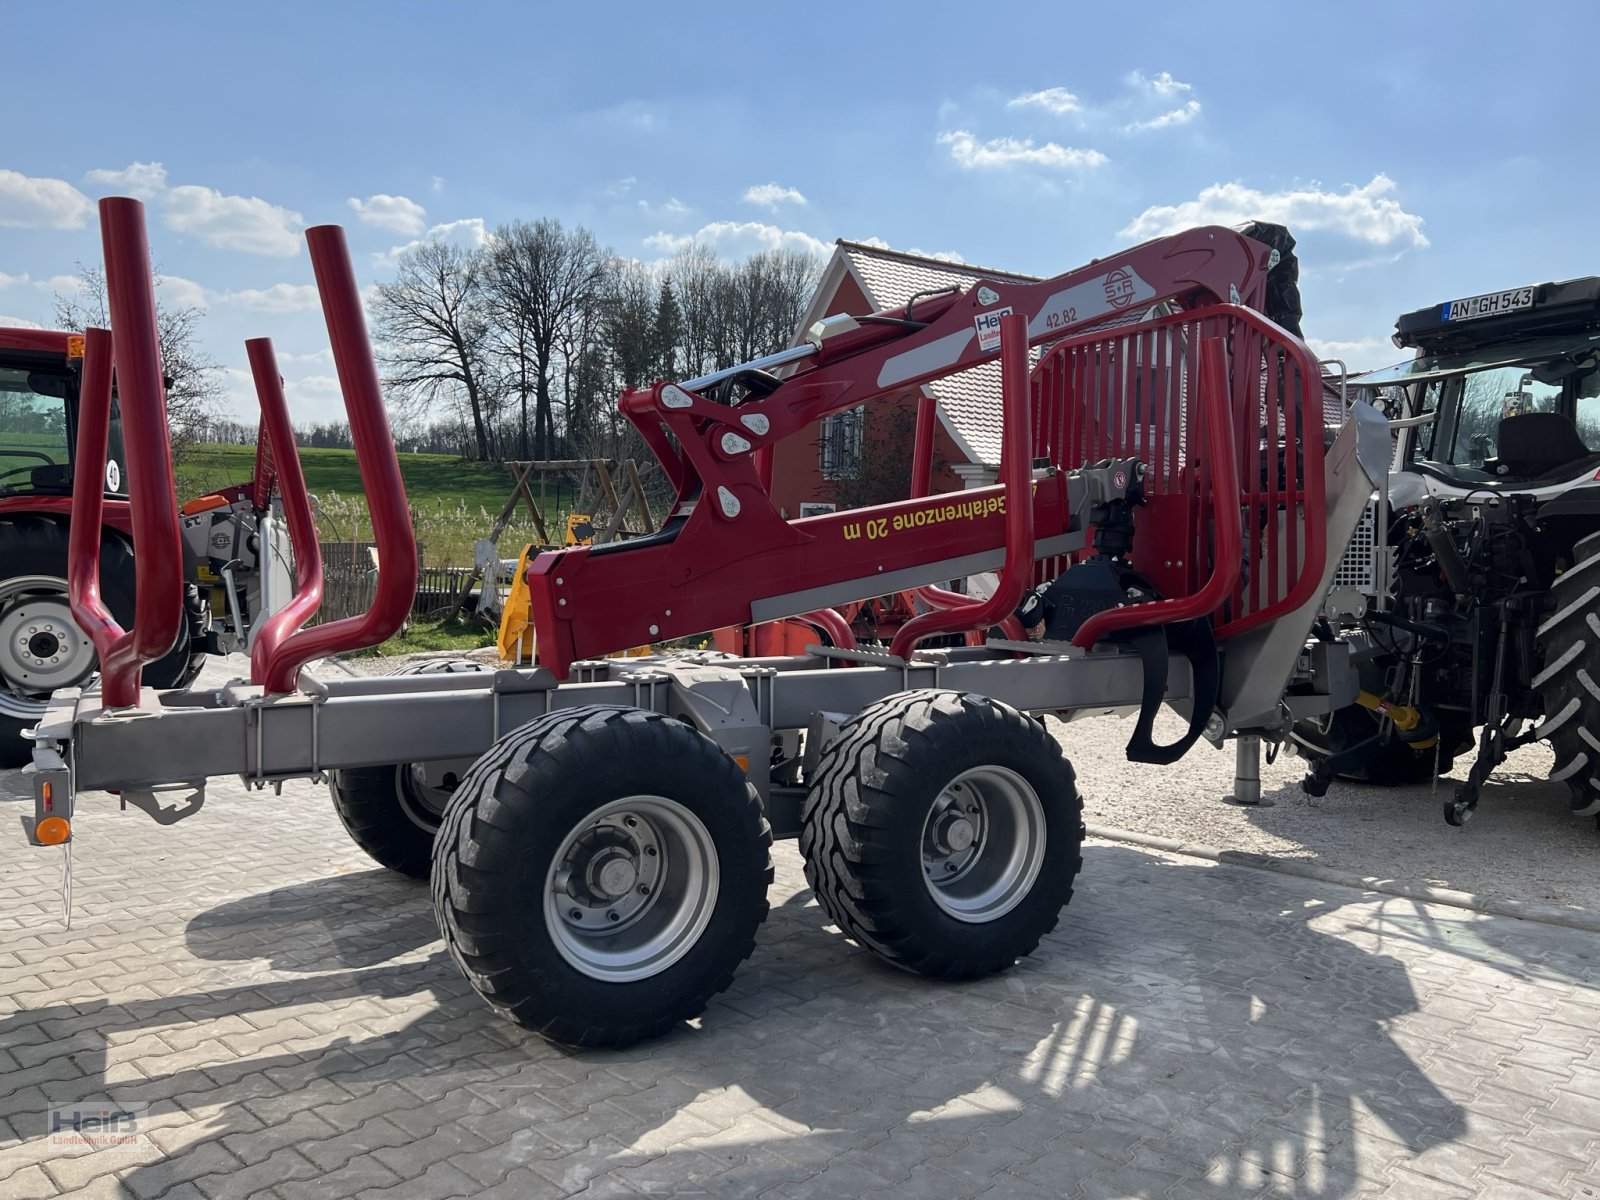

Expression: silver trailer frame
xmin=29 ymin=403 xmax=1389 ymax=833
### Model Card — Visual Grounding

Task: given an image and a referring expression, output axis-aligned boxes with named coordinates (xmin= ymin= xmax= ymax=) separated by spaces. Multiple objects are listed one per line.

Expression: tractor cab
xmin=1353 ymin=278 xmax=1600 ymax=502
xmin=0 ymin=330 xmax=127 ymax=502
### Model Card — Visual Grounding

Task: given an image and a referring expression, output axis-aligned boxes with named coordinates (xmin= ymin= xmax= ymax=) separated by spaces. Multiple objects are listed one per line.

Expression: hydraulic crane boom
xmin=526 ymin=226 xmax=1276 ymax=677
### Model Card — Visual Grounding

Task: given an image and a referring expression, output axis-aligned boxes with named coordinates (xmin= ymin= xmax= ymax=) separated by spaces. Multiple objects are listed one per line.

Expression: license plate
xmin=1443 ymin=287 xmax=1535 ymax=322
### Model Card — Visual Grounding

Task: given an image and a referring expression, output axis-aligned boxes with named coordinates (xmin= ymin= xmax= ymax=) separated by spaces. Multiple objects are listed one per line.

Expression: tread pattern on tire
xmin=330 ymin=765 xmax=434 ymax=879
xmin=327 ymin=659 xmax=488 ymax=878
xmin=431 ymin=704 xmax=773 ymax=1047
xmin=1540 ymin=531 xmax=1600 ymax=817
xmin=798 ymin=689 xmax=1082 ymax=979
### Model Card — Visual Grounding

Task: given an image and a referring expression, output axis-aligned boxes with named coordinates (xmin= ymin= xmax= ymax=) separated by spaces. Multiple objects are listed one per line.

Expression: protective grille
xmin=1029 ymin=307 xmax=1328 ymax=641
xmin=1330 ymin=498 xmax=1379 ymax=594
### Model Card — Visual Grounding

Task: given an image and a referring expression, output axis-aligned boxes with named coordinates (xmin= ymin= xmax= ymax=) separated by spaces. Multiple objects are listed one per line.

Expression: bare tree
xmin=484 ymin=219 xmax=607 ymax=460
xmin=52 ymin=266 xmax=222 ymax=463
xmin=370 ymin=241 xmax=500 ymax=461
xmin=664 ymin=244 xmax=822 ymax=379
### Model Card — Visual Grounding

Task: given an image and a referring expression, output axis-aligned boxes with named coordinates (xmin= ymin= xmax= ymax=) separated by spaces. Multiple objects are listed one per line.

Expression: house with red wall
xmin=768 ymin=240 xmax=1040 ymax=518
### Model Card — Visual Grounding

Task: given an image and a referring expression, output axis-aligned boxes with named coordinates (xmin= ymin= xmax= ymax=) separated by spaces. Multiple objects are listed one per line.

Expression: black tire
xmin=327 ymin=659 xmax=488 ymax=877
xmin=0 ymin=516 xmax=198 ymax=768
xmin=432 ymin=705 xmax=773 ymax=1048
xmin=799 ymin=689 xmax=1082 ymax=979
xmin=1537 ymin=530 xmax=1600 ymax=818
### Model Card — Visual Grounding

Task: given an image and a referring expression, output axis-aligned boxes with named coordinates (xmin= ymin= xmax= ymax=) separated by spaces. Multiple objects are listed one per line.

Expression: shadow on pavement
xmin=185 ymin=869 xmax=438 ymax=971
xmin=0 ymin=843 xmax=1502 ymax=1198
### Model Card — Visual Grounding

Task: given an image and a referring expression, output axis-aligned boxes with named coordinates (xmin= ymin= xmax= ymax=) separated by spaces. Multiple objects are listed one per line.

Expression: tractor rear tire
xmin=799 ymin=690 xmax=1082 ymax=979
xmin=327 ymin=659 xmax=488 ymax=878
xmin=1536 ymin=531 xmax=1600 ymax=818
xmin=431 ymin=705 xmax=773 ymax=1048
xmin=0 ymin=517 xmax=200 ymax=768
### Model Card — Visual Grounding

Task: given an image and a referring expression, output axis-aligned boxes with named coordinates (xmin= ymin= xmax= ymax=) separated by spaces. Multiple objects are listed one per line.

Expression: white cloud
xmin=83 ymin=161 xmax=169 ymax=200
xmin=1306 ymin=336 xmax=1404 ymax=372
xmin=41 ymin=274 xmax=84 ymax=296
xmin=850 ymin=238 xmax=966 ymax=263
xmin=0 ymin=169 xmax=94 ymax=229
xmin=347 ymin=194 xmax=428 ymax=236
xmin=1126 ymin=100 xmax=1201 ymax=132
xmin=1123 ymin=71 xmax=1201 ymax=132
xmin=636 ymin=197 xmax=690 ymax=219
xmin=375 ymin=217 xmax=490 ymax=268
xmin=285 ymin=374 xmax=343 ymax=412
xmin=742 ymin=182 xmax=808 ymax=210
xmin=603 ymin=176 xmax=638 ymax=198
xmin=0 ymin=313 xmax=42 ymax=329
xmin=645 ymin=221 xmax=829 ymax=258
xmin=1134 ymin=69 xmax=1192 ymax=99
xmin=1119 ymin=175 xmax=1427 ymax=247
xmin=215 ymin=282 xmax=320 ymax=313
xmin=1009 ymin=87 xmax=1081 ymax=115
xmin=276 ymin=347 xmax=334 ymax=366
xmin=0 ymin=271 xmax=25 ymax=290
xmin=938 ymin=130 xmax=1107 ymax=171
xmin=155 ymin=274 xmax=208 ymax=309
xmin=163 ymin=185 xmax=305 ymax=256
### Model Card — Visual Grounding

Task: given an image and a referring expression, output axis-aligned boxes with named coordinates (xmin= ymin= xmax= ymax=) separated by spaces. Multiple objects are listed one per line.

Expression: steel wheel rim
xmin=396 ymin=762 xmax=458 ymax=833
xmin=545 ymin=795 xmax=719 ymax=982
xmin=921 ymin=765 xmax=1046 ymax=923
xmin=0 ymin=574 xmax=95 ymax=719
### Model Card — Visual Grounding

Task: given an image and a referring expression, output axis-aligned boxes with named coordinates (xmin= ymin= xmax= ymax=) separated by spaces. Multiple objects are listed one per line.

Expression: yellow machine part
xmin=497 ymin=544 xmax=538 ymax=664
xmin=496 ymin=543 xmax=654 ymax=665
xmin=565 ymin=513 xmax=595 ymax=546
xmin=1355 ymin=690 xmax=1438 ymax=749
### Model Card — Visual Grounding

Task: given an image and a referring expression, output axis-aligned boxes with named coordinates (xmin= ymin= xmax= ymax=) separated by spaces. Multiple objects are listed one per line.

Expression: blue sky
xmin=2 ymin=0 xmax=1595 ymax=424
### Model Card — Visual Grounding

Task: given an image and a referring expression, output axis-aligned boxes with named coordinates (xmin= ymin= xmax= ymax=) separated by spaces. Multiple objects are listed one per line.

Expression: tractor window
xmin=1575 ymin=366 xmax=1600 ymax=450
xmin=1415 ymin=367 xmax=1561 ymax=470
xmin=0 ymin=365 xmax=71 ymax=493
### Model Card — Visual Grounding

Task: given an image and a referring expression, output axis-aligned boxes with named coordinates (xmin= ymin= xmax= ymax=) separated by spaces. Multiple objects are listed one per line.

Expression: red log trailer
xmin=24 ymin=197 xmax=1386 ymax=1048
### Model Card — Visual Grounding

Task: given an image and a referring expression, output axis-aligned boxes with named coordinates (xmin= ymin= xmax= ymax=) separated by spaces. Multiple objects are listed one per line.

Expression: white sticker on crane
xmin=974 ymin=306 xmax=1014 ymax=353
xmin=1027 ymin=267 xmax=1157 ymax=338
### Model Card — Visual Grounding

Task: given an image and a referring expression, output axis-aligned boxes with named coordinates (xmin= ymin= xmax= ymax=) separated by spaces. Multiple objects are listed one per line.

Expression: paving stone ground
xmin=2 ymin=763 xmax=1600 ymax=1199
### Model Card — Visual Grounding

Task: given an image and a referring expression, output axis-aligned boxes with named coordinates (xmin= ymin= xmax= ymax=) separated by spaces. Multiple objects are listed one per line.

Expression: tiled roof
xmin=836 ymin=240 xmax=1041 ymax=468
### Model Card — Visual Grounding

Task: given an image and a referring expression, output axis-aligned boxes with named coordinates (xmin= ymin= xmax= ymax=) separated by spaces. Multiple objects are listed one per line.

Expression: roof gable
xmin=830 ymin=240 xmax=1039 ymax=467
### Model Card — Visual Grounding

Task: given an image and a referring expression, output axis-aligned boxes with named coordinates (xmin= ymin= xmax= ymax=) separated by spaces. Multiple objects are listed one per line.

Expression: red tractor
xmin=0 ymin=326 xmax=288 ymax=765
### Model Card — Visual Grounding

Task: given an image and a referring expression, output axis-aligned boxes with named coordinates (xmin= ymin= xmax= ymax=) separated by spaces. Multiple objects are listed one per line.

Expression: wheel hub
xmin=590 ymin=848 xmax=640 ymax=898
xmin=543 ymin=796 xmax=719 ymax=983
xmin=920 ymin=768 xmax=1047 ymax=923
xmin=551 ymin=813 xmax=665 ymax=932
xmin=0 ymin=579 xmax=96 ymax=701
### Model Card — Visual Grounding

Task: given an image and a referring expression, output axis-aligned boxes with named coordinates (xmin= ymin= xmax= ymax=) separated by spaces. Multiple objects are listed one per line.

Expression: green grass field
xmin=178 ymin=443 xmax=561 ymax=567
xmin=179 ymin=443 xmax=533 ymax=512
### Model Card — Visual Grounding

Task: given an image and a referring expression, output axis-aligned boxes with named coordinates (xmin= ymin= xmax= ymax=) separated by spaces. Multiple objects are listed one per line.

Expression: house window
xmin=819 ymin=405 xmax=864 ymax=479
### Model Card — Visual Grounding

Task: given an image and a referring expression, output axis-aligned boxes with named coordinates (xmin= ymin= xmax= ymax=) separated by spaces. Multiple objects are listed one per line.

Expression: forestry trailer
xmin=1291 ymin=277 xmax=1600 ymax=825
xmin=0 ymin=327 xmax=291 ymax=766
xmin=27 ymin=196 xmax=1392 ymax=1048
